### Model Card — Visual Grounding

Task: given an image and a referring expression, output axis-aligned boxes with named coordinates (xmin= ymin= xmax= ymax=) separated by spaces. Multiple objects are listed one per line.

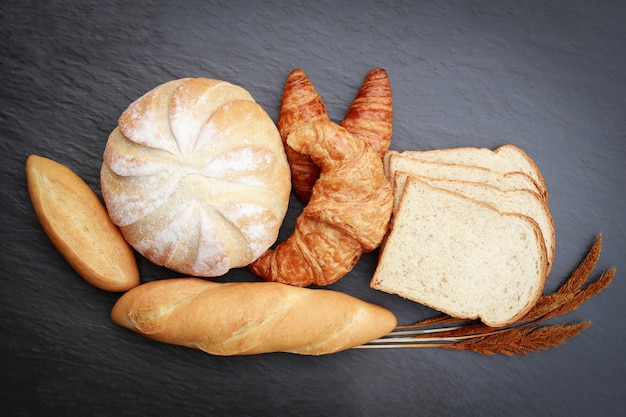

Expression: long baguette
xmin=111 ymin=278 xmax=397 ymax=356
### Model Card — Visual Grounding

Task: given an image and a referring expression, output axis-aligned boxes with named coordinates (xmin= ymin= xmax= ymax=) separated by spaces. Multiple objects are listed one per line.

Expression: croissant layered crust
xmin=340 ymin=68 xmax=393 ymax=159
xmin=249 ymin=120 xmax=393 ymax=287
xmin=278 ymin=68 xmax=393 ymax=202
xmin=101 ymin=78 xmax=291 ymax=277
xmin=277 ymin=69 xmax=330 ymax=202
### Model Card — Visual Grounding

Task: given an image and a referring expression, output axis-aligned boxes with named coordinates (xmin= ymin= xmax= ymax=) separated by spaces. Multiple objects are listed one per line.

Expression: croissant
xmin=111 ymin=278 xmax=397 ymax=356
xmin=248 ymin=120 xmax=394 ymax=287
xmin=277 ymin=68 xmax=330 ymax=202
xmin=278 ymin=68 xmax=393 ymax=202
xmin=340 ymin=68 xmax=393 ymax=158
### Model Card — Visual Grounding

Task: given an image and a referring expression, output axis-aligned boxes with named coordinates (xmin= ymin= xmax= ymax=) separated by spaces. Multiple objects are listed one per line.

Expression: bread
xmin=100 ymin=78 xmax=291 ymax=277
xmin=277 ymin=68 xmax=330 ymax=202
xmin=371 ymin=177 xmax=547 ymax=327
xmin=110 ymin=278 xmax=397 ymax=356
xmin=249 ymin=120 xmax=393 ymax=287
xmin=384 ymin=144 xmax=554 ymax=270
xmin=386 ymin=153 xmax=544 ymax=200
xmin=26 ymin=155 xmax=139 ymax=292
xmin=340 ymin=68 xmax=393 ymax=159
xmin=392 ymin=173 xmax=555 ymax=272
xmin=278 ymin=68 xmax=393 ymax=202
xmin=386 ymin=145 xmax=547 ymax=201
xmin=491 ymin=144 xmax=546 ymax=196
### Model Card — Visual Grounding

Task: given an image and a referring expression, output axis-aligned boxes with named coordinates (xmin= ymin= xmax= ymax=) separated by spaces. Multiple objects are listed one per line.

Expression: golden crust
xmin=277 ymin=69 xmax=329 ymax=202
xmin=111 ymin=278 xmax=397 ymax=356
xmin=278 ymin=68 xmax=393 ymax=202
xmin=26 ymin=154 xmax=139 ymax=292
xmin=249 ymin=121 xmax=393 ymax=287
xmin=340 ymin=68 xmax=393 ymax=159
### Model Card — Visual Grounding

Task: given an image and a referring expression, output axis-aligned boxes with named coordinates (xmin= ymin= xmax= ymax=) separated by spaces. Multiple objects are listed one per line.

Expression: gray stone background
xmin=2 ymin=1 xmax=625 ymax=416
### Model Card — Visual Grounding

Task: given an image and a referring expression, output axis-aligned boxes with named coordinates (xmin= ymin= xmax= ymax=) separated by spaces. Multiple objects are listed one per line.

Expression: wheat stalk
xmin=356 ymin=234 xmax=616 ymax=356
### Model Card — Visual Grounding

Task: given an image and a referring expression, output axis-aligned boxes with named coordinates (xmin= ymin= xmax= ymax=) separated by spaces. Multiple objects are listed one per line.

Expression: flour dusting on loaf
xmin=101 ymin=78 xmax=291 ymax=277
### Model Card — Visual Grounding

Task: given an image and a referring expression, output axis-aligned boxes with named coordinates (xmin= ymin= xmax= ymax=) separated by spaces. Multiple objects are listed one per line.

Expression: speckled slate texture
xmin=1 ymin=1 xmax=625 ymax=416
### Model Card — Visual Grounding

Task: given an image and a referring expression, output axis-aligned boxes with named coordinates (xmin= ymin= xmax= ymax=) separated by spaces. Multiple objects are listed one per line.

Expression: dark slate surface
xmin=2 ymin=1 xmax=625 ymax=416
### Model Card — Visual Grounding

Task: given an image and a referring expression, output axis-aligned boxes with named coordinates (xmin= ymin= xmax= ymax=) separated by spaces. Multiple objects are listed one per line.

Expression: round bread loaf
xmin=100 ymin=78 xmax=291 ymax=277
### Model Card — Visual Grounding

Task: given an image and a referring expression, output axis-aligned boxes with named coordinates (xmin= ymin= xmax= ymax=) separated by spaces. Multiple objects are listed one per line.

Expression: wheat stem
xmin=383 ymin=325 xmax=465 ymax=336
xmin=354 ymin=343 xmax=450 ymax=349
xmin=370 ymin=326 xmax=514 ymax=344
xmin=357 ymin=235 xmax=614 ymax=356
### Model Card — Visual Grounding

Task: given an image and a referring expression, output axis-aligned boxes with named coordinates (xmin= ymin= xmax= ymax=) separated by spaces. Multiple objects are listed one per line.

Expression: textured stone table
xmin=2 ymin=1 xmax=625 ymax=416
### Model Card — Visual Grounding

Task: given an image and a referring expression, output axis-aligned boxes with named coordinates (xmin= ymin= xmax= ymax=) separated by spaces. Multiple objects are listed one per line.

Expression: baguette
xmin=111 ymin=278 xmax=397 ymax=355
xmin=26 ymin=155 xmax=139 ymax=292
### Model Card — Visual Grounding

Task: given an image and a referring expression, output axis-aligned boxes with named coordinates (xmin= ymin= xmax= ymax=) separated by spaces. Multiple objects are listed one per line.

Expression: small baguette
xmin=111 ymin=278 xmax=397 ymax=355
xmin=26 ymin=155 xmax=139 ymax=292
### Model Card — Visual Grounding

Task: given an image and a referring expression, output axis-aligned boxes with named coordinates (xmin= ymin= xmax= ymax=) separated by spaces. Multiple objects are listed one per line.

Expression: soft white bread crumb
xmin=371 ymin=177 xmax=548 ymax=328
xmin=392 ymin=173 xmax=555 ymax=273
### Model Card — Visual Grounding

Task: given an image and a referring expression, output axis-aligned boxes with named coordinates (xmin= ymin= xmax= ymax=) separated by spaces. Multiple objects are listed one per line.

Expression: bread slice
xmin=387 ymin=153 xmax=544 ymax=202
xmin=371 ymin=177 xmax=548 ymax=327
xmin=392 ymin=172 xmax=555 ymax=273
xmin=387 ymin=145 xmax=547 ymax=201
xmin=492 ymin=144 xmax=547 ymax=197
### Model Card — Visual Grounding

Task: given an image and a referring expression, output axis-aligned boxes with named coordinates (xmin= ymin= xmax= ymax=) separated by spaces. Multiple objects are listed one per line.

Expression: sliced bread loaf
xmin=391 ymin=172 xmax=555 ymax=273
xmin=387 ymin=153 xmax=545 ymax=201
xmin=389 ymin=145 xmax=547 ymax=201
xmin=492 ymin=144 xmax=547 ymax=197
xmin=371 ymin=177 xmax=548 ymax=327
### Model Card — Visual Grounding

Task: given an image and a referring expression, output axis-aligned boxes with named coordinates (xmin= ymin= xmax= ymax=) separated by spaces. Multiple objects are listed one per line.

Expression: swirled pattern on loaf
xmin=101 ymin=78 xmax=291 ymax=277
